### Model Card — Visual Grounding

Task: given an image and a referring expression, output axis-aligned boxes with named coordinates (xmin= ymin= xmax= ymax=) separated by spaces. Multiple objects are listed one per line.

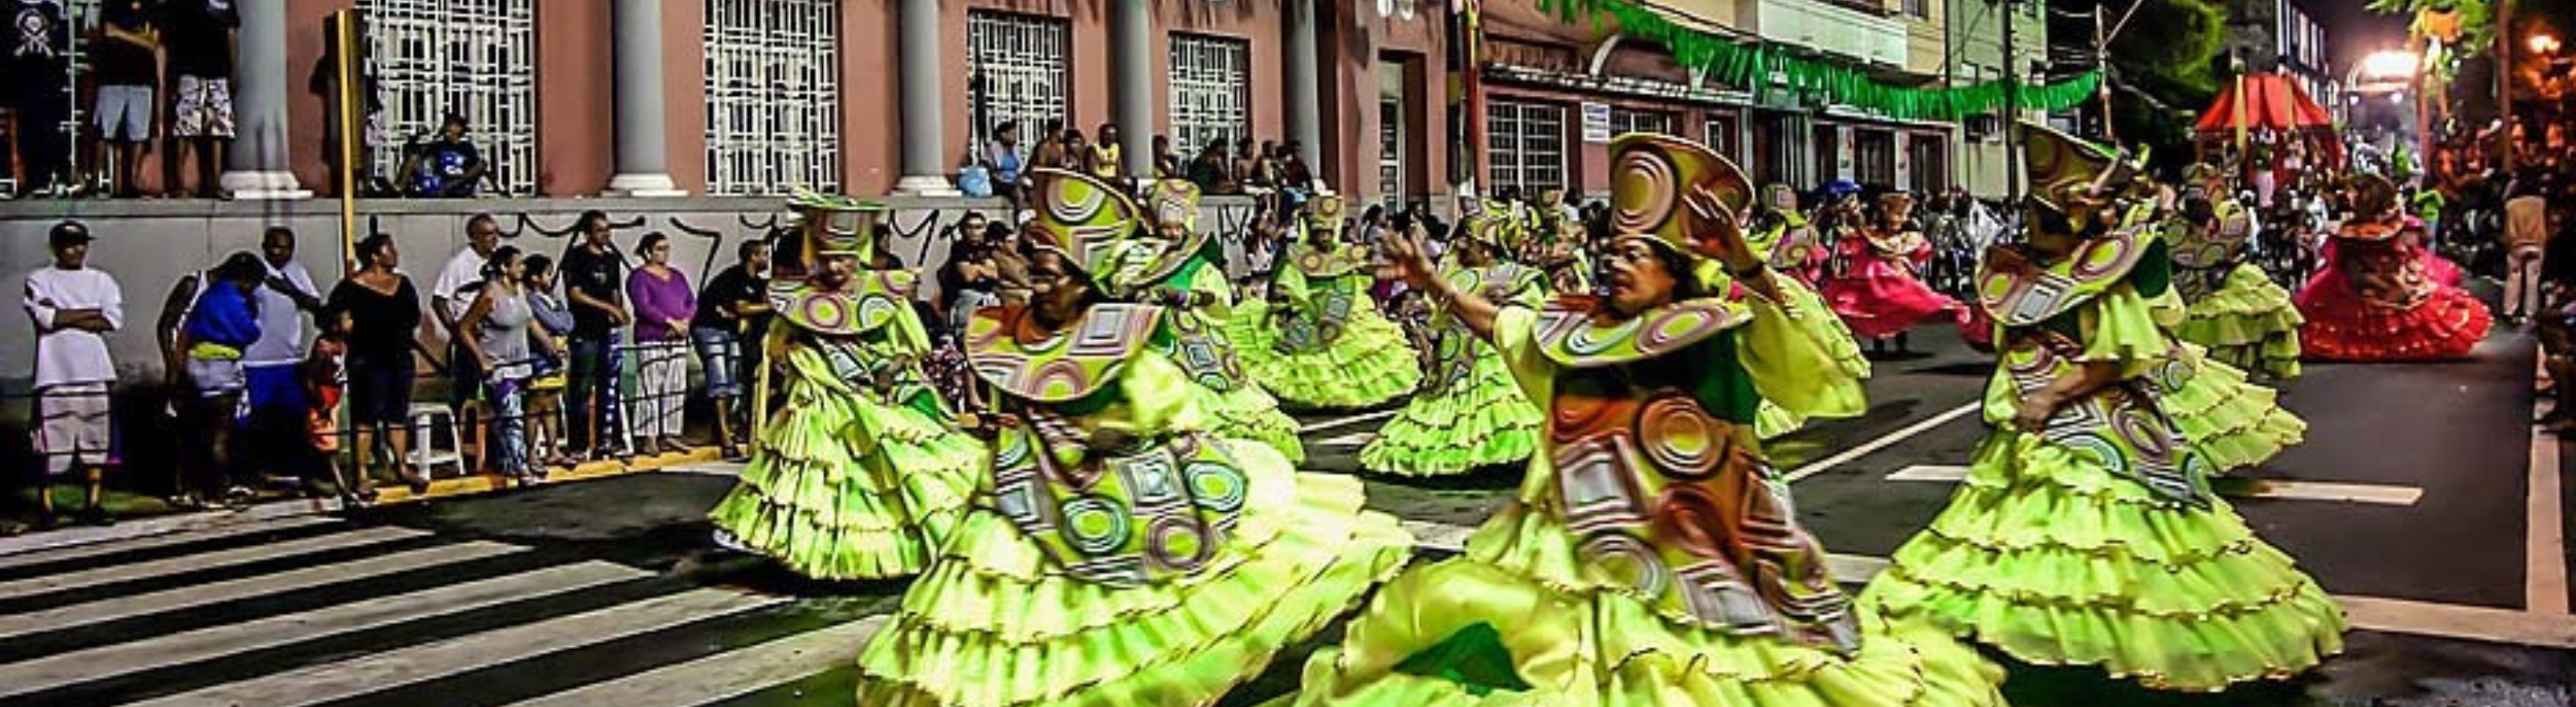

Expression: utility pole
xmin=2497 ymin=0 xmax=2514 ymax=171
xmin=2097 ymin=5 xmax=2116 ymax=143
xmin=2002 ymin=0 xmax=2021 ymax=203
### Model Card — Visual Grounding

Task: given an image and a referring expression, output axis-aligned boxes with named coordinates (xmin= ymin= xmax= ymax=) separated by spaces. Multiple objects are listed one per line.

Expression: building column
xmin=606 ymin=0 xmax=684 ymax=196
xmin=1114 ymin=0 xmax=1156 ymax=178
xmin=891 ymin=0 xmax=955 ymax=195
xmin=1285 ymin=0 xmax=1322 ymax=171
xmin=220 ymin=0 xmax=309 ymax=199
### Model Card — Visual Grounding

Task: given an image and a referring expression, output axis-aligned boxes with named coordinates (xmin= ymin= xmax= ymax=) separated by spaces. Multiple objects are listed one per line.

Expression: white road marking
xmin=1301 ymin=410 xmax=1397 ymax=435
xmin=667 ymin=462 xmax=747 ymax=477
xmin=1321 ymin=431 xmax=1377 ymax=447
xmin=2531 ymin=418 xmax=2569 ymax=615
xmin=0 ymin=525 xmax=423 ymax=601
xmin=0 ymin=515 xmax=342 ymax=570
xmin=123 ymin=589 xmax=787 ymax=707
xmin=0 ymin=541 xmax=527 ymax=639
xmin=1783 ymin=403 xmax=1980 ymax=482
xmin=0 ymin=561 xmax=644 ymax=698
xmin=1882 ymin=464 xmax=2425 ymax=507
xmin=496 ymin=617 xmax=888 ymax=707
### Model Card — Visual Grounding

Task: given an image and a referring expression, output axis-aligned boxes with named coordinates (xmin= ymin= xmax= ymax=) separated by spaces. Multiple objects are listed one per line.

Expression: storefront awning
xmin=2195 ymin=72 xmax=2336 ymax=132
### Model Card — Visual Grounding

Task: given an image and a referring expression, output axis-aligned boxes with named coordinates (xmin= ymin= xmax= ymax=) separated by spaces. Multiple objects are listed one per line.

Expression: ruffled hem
xmin=2296 ymin=281 xmax=2492 ymax=362
xmin=1360 ymin=387 xmax=1543 ymax=477
xmin=708 ymin=395 xmax=987 ymax=580
xmin=1821 ymin=275 xmax=1961 ymax=340
xmin=853 ymin=441 xmax=1412 ymax=707
xmin=2162 ymin=355 xmax=2306 ymax=473
xmin=1203 ymin=382 xmax=1308 ymax=464
xmin=1246 ymin=311 xmax=1424 ymax=411
xmin=1289 ymin=558 xmax=2006 ymax=707
xmin=1756 ymin=401 xmax=1808 ymax=440
xmin=1860 ymin=429 xmax=2347 ymax=691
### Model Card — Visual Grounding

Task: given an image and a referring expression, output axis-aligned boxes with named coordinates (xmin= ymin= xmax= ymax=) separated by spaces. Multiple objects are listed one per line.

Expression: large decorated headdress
xmin=2336 ymin=172 xmax=2408 ymax=242
xmin=1460 ymin=202 xmax=1519 ymax=250
xmin=2019 ymin=120 xmax=2135 ymax=238
xmin=770 ymin=190 xmax=886 ymax=285
xmin=1606 ymin=132 xmax=1754 ymax=260
xmin=1304 ymin=194 xmax=1347 ymax=240
xmin=1146 ymin=179 xmax=1200 ymax=231
xmin=1027 ymin=168 xmax=1163 ymax=294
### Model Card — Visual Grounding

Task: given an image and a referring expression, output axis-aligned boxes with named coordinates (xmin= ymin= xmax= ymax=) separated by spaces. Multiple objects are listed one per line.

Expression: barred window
xmin=1704 ymin=115 xmax=1740 ymax=163
xmin=1379 ymin=97 xmax=1404 ymax=208
xmin=1855 ymin=129 xmax=1896 ymax=190
xmin=704 ymin=0 xmax=841 ymax=195
xmin=1608 ymin=107 xmax=1674 ymax=139
xmin=361 ymin=0 xmax=538 ymax=195
xmin=1169 ymin=33 xmax=1250 ymax=158
xmin=1487 ymin=99 xmax=1565 ymax=196
xmin=966 ymin=11 xmax=1069 ymax=158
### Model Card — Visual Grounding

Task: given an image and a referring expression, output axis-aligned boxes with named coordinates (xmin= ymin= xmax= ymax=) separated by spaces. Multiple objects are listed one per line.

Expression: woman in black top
xmin=326 ymin=234 xmax=429 ymax=492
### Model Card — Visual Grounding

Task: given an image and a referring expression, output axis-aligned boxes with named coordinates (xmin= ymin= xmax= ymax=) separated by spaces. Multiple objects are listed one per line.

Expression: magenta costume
xmin=1822 ymin=226 xmax=1959 ymax=340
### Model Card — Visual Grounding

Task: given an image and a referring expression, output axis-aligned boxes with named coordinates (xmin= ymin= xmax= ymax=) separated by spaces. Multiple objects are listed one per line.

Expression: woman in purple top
xmin=626 ymin=233 xmax=697 ymax=456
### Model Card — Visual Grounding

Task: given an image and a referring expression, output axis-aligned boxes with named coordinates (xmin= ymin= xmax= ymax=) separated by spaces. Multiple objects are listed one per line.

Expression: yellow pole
xmin=332 ymin=11 xmax=360 ymax=275
xmin=2233 ymin=72 xmax=2250 ymax=181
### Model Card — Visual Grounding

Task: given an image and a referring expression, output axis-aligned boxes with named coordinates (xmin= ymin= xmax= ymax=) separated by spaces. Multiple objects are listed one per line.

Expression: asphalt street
xmin=2 ymin=323 xmax=2572 ymax=707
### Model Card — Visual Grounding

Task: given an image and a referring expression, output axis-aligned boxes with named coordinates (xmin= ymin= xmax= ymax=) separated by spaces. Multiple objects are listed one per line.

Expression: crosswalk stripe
xmin=0 ymin=515 xmax=342 ymax=571
xmin=0 ymin=541 xmax=523 ymax=639
xmin=1883 ymin=464 xmax=2427 ymax=506
xmin=496 ymin=617 xmax=886 ymax=707
xmin=0 ymin=560 xmax=645 ymax=699
xmin=121 ymin=589 xmax=787 ymax=707
xmin=0 ymin=525 xmax=422 ymax=601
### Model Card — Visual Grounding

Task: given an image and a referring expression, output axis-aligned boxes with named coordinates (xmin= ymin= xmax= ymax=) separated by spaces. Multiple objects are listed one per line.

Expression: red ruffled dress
xmin=1821 ymin=227 xmax=1961 ymax=340
xmin=2295 ymin=215 xmax=2491 ymax=361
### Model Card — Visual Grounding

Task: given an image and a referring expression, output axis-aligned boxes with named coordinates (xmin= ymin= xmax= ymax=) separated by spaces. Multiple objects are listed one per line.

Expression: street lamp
xmin=2530 ymin=32 xmax=2561 ymax=56
xmin=2361 ymin=49 xmax=2421 ymax=81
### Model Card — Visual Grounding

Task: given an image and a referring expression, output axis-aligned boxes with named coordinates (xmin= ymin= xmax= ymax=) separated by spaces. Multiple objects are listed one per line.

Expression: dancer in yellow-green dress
xmin=1741 ymin=183 xmax=1872 ymax=440
xmin=854 ymin=192 xmax=1412 ymax=707
xmin=1234 ymin=195 xmax=1421 ymax=410
xmin=1291 ymin=133 xmax=2007 ymax=707
xmin=707 ymin=193 xmax=984 ymax=580
xmin=1862 ymin=122 xmax=2345 ymax=692
xmin=2171 ymin=164 xmax=2304 ymax=379
xmin=1359 ymin=209 xmax=1546 ymax=476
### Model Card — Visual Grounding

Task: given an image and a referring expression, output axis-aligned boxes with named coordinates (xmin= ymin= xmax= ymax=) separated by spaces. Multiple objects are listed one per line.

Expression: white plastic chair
xmin=405 ymin=404 xmax=470 ymax=480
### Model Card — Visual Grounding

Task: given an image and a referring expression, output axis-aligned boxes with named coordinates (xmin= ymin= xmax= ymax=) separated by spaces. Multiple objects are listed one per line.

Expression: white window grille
xmin=361 ymin=0 xmax=537 ymax=195
xmin=704 ymin=0 xmax=840 ymax=196
xmin=1379 ymin=98 xmax=1404 ymax=208
xmin=1855 ymin=129 xmax=1895 ymax=188
xmin=1168 ymin=33 xmax=1250 ymax=159
xmin=966 ymin=11 xmax=1069 ymax=160
xmin=1704 ymin=115 xmax=1740 ymax=164
xmin=1487 ymin=99 xmax=1565 ymax=196
xmin=1608 ymin=107 xmax=1673 ymax=138
xmin=1904 ymin=0 xmax=1928 ymax=19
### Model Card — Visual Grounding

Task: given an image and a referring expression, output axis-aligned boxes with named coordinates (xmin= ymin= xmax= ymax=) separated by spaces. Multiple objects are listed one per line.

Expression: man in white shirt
xmin=22 ymin=221 xmax=124 ymax=527
xmin=430 ymin=213 xmax=502 ymax=467
xmin=245 ymin=226 xmax=323 ymax=487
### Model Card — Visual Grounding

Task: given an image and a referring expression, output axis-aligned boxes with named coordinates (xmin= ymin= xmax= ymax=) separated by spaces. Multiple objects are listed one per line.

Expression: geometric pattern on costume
xmin=1276 ymin=243 xmax=1373 ymax=354
xmin=1157 ymin=297 xmax=1248 ymax=393
xmin=969 ymin=303 xmax=1250 ymax=588
xmin=2168 ymin=204 xmax=2252 ymax=301
xmin=1535 ymin=296 xmax=1860 ymax=654
xmin=1426 ymin=262 xmax=1540 ymax=393
xmin=1975 ymin=226 xmax=2160 ymax=327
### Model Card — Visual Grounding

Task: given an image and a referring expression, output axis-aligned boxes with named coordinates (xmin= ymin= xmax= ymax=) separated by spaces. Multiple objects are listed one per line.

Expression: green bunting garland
xmin=1536 ymin=0 xmax=2102 ymax=123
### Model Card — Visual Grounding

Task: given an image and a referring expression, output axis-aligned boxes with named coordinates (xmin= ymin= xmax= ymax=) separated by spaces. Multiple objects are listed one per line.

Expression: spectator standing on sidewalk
xmin=454 ymin=246 xmax=545 ymax=483
xmin=158 ymin=0 xmax=239 ymax=198
xmin=433 ymin=214 xmax=502 ymax=470
xmin=522 ymin=255 xmax=576 ymax=468
xmin=91 ymin=0 xmax=160 ymax=198
xmin=246 ymin=227 xmax=324 ymax=490
xmin=7 ymin=0 xmax=73 ymax=196
xmin=2507 ymin=176 xmax=2554 ymax=323
xmin=626 ymin=233 xmax=694 ymax=456
xmin=22 ymin=222 xmax=122 ymax=527
xmin=561 ymin=211 xmax=631 ymax=461
xmin=326 ymin=234 xmax=428 ymax=494
xmin=691 ymin=240 xmax=769 ymax=460
xmin=179 ymin=252 xmax=264 ymax=507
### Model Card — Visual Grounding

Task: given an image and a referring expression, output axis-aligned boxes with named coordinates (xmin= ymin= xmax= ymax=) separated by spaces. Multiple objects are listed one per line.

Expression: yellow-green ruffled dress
xmin=1741 ymin=224 xmax=1873 ymax=441
xmin=856 ymin=303 xmax=1413 ymax=707
xmin=708 ymin=272 xmax=986 ymax=580
xmin=1863 ymin=229 xmax=2346 ymax=691
xmin=1143 ymin=250 xmax=1307 ymax=464
xmin=1292 ymin=278 xmax=2007 ymax=707
xmin=1359 ymin=260 xmax=1546 ymax=476
xmin=2171 ymin=203 xmax=2304 ymax=379
xmin=2136 ymin=218 xmax=2309 ymax=474
xmin=1234 ymin=240 xmax=1421 ymax=410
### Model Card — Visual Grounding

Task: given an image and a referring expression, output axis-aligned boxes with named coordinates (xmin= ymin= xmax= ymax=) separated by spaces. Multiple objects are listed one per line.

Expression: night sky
xmin=2307 ymin=0 xmax=2576 ymax=72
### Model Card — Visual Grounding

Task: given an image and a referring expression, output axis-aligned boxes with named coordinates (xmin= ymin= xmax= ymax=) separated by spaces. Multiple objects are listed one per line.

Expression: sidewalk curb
xmin=0 ymin=450 xmax=738 ymax=559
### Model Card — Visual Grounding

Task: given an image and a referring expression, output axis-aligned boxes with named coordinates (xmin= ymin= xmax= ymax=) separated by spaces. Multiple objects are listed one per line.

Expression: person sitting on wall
xmin=400 ymin=113 xmax=488 ymax=198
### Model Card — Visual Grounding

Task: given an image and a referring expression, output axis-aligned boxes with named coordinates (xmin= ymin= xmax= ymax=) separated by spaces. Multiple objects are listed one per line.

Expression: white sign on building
xmin=1580 ymin=102 xmax=1614 ymax=143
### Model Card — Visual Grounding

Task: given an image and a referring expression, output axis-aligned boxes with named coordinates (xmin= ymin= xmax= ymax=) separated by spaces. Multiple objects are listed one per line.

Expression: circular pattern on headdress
xmin=1058 ymin=495 xmax=1130 ymax=556
xmin=1564 ymin=317 xmax=1642 ymax=356
xmin=1046 ymin=178 xmax=1106 ymax=225
xmin=2072 ymin=235 xmax=2134 ymax=278
xmin=1640 ymin=307 xmax=1729 ymax=354
xmin=1612 ymin=149 xmax=1680 ymax=237
xmin=854 ymin=294 xmax=899 ymax=331
xmin=798 ymin=292 xmax=851 ymax=331
xmin=1652 ymin=483 xmax=1734 ymax=558
xmin=1027 ymin=358 xmax=1093 ymax=399
xmin=1185 ymin=461 xmax=1246 ymax=514
xmin=1579 ymin=532 xmax=1669 ymax=597
xmin=1637 ymin=395 xmax=1725 ymax=480
xmin=1147 ymin=515 xmax=1211 ymax=570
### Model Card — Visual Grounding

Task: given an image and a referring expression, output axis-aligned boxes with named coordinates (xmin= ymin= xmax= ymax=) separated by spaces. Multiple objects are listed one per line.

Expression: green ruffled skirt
xmin=2178 ymin=265 xmax=2305 ymax=380
xmin=708 ymin=385 xmax=985 ymax=580
xmin=1755 ymin=401 xmax=1807 ymax=440
xmin=1203 ymin=381 xmax=1309 ymax=464
xmin=854 ymin=439 xmax=1413 ymax=707
xmin=1292 ymin=505 xmax=2007 ymax=706
xmin=1860 ymin=430 xmax=2347 ymax=691
xmin=2166 ymin=346 xmax=2308 ymax=474
xmin=1359 ymin=349 xmax=1541 ymax=476
xmin=1235 ymin=301 xmax=1423 ymax=411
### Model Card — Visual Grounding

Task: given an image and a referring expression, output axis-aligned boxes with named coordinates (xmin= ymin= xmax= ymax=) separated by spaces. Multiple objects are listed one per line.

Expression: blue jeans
xmin=566 ymin=334 xmax=626 ymax=454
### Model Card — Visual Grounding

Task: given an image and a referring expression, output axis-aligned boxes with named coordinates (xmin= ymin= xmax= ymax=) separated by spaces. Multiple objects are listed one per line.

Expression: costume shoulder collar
xmin=771 ymin=270 xmax=917 ymax=336
xmin=1292 ymin=241 xmax=1370 ymax=278
xmin=965 ymin=302 xmax=1164 ymax=403
xmin=1533 ymin=296 xmax=1751 ymax=369
xmin=1974 ymin=226 xmax=2158 ymax=327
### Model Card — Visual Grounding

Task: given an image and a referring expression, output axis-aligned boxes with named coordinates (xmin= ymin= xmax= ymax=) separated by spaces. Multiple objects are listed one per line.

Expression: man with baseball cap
xmin=21 ymin=220 xmax=125 ymax=527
